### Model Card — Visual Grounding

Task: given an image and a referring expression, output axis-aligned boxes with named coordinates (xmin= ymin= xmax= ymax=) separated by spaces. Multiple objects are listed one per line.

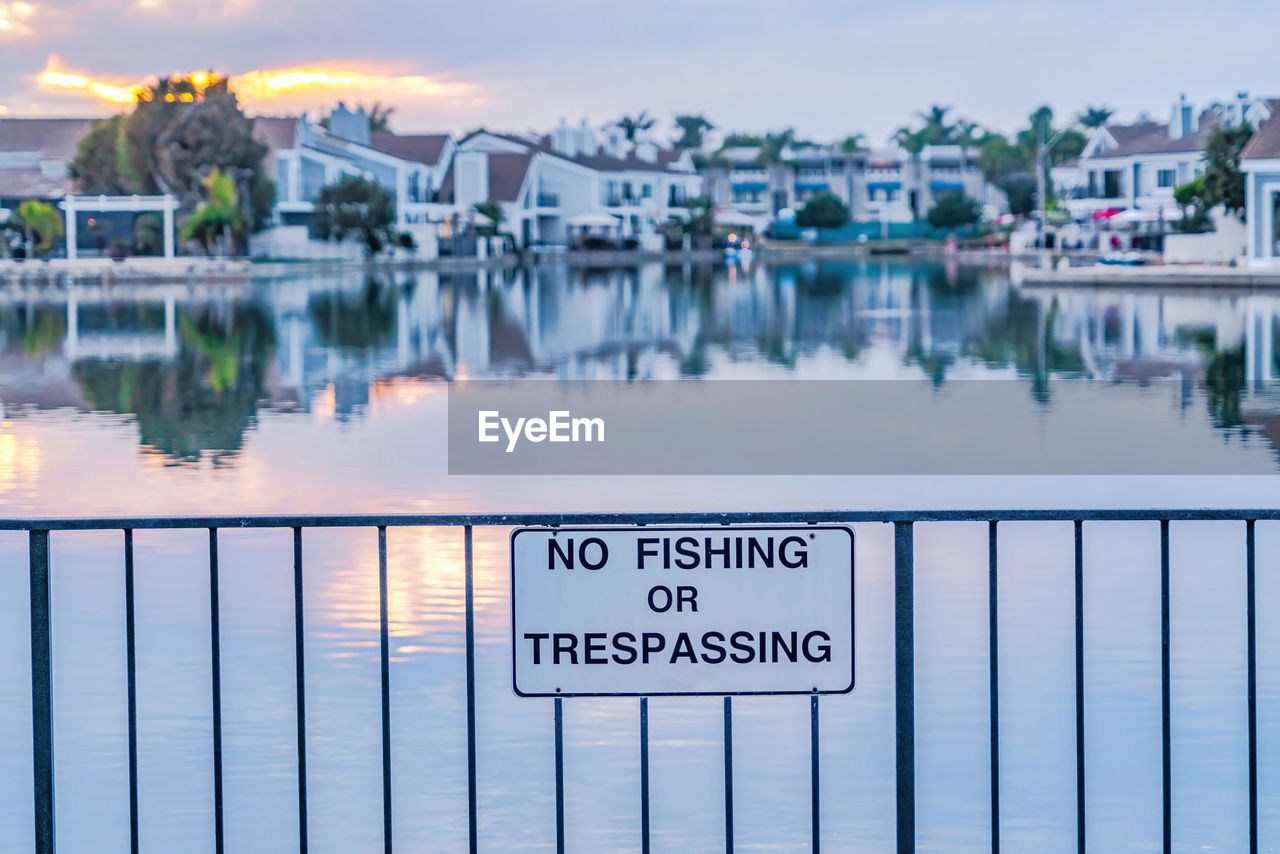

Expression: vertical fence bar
xmin=640 ymin=697 xmax=650 ymax=854
xmin=988 ymin=520 xmax=1000 ymax=854
xmin=894 ymin=521 xmax=915 ymax=854
xmin=293 ymin=528 xmax=309 ymax=854
xmin=377 ymin=527 xmax=393 ymax=854
xmin=811 ymin=694 xmax=820 ymax=853
xmin=1247 ymin=519 xmax=1258 ymax=854
xmin=208 ymin=528 xmax=224 ymax=854
xmin=1074 ymin=520 xmax=1085 ymax=854
xmin=124 ymin=530 xmax=139 ymax=854
xmin=554 ymin=697 xmax=565 ymax=854
xmin=464 ymin=525 xmax=478 ymax=854
xmin=723 ymin=695 xmax=734 ymax=854
xmin=1160 ymin=521 xmax=1171 ymax=854
xmin=30 ymin=529 xmax=54 ymax=854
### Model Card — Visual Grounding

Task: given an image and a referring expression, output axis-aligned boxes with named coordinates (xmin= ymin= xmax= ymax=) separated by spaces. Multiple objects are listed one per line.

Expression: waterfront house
xmin=252 ymin=104 xmax=455 ymax=256
xmin=1055 ymin=93 xmax=1275 ymax=217
xmin=451 ymin=121 xmax=701 ymax=248
xmin=701 ymin=140 xmax=994 ymax=226
xmin=1243 ymin=110 xmax=1280 ymax=267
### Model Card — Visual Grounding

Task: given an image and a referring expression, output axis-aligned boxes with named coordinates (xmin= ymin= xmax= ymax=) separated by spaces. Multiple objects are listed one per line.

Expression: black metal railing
xmin=11 ymin=508 xmax=1275 ymax=854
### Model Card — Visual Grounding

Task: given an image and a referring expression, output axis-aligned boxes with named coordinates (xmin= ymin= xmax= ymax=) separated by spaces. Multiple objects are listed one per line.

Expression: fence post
xmin=30 ymin=529 xmax=54 ymax=854
xmin=894 ymin=521 xmax=914 ymax=854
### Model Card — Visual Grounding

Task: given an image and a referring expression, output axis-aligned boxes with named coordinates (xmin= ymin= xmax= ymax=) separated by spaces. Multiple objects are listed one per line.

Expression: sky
xmin=2 ymin=0 xmax=1279 ymax=145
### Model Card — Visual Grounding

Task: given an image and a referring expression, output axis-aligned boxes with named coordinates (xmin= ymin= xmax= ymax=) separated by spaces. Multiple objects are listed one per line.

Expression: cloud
xmin=0 ymin=1 xmax=38 ymax=37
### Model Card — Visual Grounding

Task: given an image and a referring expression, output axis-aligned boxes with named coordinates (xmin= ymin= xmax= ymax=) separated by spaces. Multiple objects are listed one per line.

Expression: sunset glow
xmin=0 ymin=1 xmax=36 ymax=35
xmin=34 ymin=57 xmax=479 ymax=108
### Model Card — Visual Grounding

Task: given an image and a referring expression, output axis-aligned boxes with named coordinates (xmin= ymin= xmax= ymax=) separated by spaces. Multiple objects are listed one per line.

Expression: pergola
xmin=60 ymin=194 xmax=180 ymax=260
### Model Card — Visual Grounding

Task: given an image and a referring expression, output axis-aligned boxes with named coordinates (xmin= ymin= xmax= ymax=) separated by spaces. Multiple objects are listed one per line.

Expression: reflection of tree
xmin=307 ymin=276 xmax=398 ymax=352
xmin=1203 ymin=345 xmax=1245 ymax=429
xmin=0 ymin=305 xmax=68 ymax=358
xmin=73 ymin=301 xmax=276 ymax=462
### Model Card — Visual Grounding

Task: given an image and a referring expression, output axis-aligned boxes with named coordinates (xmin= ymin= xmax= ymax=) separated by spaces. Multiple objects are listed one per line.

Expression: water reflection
xmin=0 ymin=260 xmax=1278 ymax=463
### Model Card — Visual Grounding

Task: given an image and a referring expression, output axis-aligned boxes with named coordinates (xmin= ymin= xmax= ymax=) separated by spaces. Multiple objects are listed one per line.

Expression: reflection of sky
xmin=1 ymin=264 xmax=1279 ymax=850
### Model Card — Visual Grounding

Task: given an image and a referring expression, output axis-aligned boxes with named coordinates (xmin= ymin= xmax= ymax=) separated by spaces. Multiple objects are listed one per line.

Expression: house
xmin=0 ymin=117 xmax=96 ymax=209
xmin=1056 ymin=93 xmax=1275 ymax=216
xmin=446 ymin=121 xmax=702 ymax=247
xmin=253 ymin=104 xmax=456 ymax=253
xmin=701 ymin=141 xmax=994 ymax=225
xmin=1243 ymin=110 xmax=1280 ymax=267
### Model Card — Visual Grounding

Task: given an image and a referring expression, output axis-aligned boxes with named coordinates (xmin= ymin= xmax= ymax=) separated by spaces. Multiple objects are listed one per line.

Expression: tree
xmin=1078 ymin=106 xmax=1115 ymax=129
xmin=472 ymin=201 xmax=506 ymax=236
xmin=1202 ymin=121 xmax=1254 ymax=219
xmin=615 ymin=111 xmax=657 ymax=144
xmin=674 ymin=115 xmax=714 ymax=150
xmin=16 ymin=200 xmax=63 ymax=255
xmin=68 ymin=115 xmax=132 ymax=194
xmin=1172 ymin=176 xmax=1212 ymax=233
xmin=927 ymin=192 xmax=982 ymax=230
xmin=915 ymin=104 xmax=957 ymax=145
xmin=69 ymin=73 xmax=275 ymax=251
xmin=310 ymin=175 xmax=397 ymax=256
xmin=795 ymin=191 xmax=849 ymax=229
xmin=681 ymin=196 xmax=715 ymax=238
xmin=839 ymin=133 xmax=868 ymax=154
xmin=179 ymin=167 xmax=244 ymax=255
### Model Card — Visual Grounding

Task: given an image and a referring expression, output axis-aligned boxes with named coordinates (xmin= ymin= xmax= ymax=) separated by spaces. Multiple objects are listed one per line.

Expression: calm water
xmin=1 ymin=259 xmax=1279 ymax=852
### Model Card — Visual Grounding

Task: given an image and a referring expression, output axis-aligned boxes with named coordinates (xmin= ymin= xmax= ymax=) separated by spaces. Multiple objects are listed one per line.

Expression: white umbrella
xmin=714 ymin=210 xmax=765 ymax=228
xmin=565 ymin=211 xmax=623 ymax=228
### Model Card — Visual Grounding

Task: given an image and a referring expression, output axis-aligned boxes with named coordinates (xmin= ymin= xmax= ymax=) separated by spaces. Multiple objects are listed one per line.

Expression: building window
xmin=1103 ymin=170 xmax=1122 ymax=199
xmin=641 ymin=183 xmax=652 ymax=199
xmin=1157 ymin=168 xmax=1176 ymax=189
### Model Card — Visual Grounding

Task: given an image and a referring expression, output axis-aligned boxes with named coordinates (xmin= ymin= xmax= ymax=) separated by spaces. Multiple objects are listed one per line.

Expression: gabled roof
xmin=370 ymin=132 xmax=451 ymax=166
xmin=464 ymin=128 xmax=693 ymax=174
xmin=1242 ymin=111 xmax=1280 ymax=160
xmin=437 ymin=151 xmax=534 ymax=204
xmin=487 ymin=152 xmax=534 ymax=201
xmin=251 ymin=116 xmax=300 ymax=151
xmin=1090 ymin=115 xmax=1222 ymax=159
xmin=0 ymin=117 xmax=97 ymax=159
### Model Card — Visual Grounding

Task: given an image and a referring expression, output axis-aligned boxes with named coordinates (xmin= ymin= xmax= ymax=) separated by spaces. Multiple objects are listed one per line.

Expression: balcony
xmin=536 ymin=192 xmax=560 ymax=208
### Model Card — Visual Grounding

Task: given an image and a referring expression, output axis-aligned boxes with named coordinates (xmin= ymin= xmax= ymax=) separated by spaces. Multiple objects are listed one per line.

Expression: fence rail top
xmin=0 ymin=509 xmax=1278 ymax=530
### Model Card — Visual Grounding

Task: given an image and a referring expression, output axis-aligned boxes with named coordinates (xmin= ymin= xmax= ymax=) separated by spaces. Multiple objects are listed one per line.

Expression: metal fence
xmin=10 ymin=509 xmax=1274 ymax=854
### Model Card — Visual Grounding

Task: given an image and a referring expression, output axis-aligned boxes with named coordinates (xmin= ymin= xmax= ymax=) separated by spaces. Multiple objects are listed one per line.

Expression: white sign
xmin=510 ymin=525 xmax=854 ymax=697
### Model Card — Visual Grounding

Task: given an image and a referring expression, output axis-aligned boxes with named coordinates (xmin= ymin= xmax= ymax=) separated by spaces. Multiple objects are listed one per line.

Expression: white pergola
xmin=60 ymin=194 xmax=180 ymax=260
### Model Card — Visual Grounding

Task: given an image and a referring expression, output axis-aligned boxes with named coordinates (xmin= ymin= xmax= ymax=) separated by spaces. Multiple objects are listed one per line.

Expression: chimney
xmin=552 ymin=117 xmax=577 ymax=157
xmin=1236 ymin=91 xmax=1251 ymax=125
xmin=1169 ymin=93 xmax=1196 ymax=140
xmin=326 ymin=102 xmax=371 ymax=145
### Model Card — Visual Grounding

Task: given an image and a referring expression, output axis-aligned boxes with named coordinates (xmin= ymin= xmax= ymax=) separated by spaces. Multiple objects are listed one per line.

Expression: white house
xmin=1056 ymin=93 xmax=1275 ymax=216
xmin=1243 ymin=110 xmax=1280 ymax=267
xmin=253 ymin=104 xmax=456 ymax=254
xmin=448 ymin=121 xmax=702 ymax=247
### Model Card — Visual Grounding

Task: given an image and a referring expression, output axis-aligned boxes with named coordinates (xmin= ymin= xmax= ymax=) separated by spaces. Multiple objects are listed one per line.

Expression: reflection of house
xmin=447 ymin=123 xmax=701 ymax=247
xmin=1055 ymin=93 xmax=1275 ymax=215
xmin=1243 ymin=110 xmax=1280 ymax=267
xmin=0 ymin=118 xmax=96 ymax=208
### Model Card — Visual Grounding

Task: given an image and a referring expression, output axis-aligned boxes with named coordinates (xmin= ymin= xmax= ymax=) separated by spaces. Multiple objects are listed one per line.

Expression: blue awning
xmin=731 ymin=182 xmax=768 ymax=192
xmin=795 ymin=181 xmax=829 ymax=191
xmin=867 ymin=181 xmax=900 ymax=190
xmin=930 ymin=181 xmax=964 ymax=192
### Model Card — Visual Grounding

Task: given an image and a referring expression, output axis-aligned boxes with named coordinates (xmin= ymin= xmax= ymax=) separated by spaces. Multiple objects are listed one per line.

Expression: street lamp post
xmin=1037 ymin=122 xmax=1073 ymax=250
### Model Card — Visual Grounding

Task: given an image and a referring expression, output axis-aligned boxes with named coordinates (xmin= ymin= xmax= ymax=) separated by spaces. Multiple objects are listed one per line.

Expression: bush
xmin=927 ymin=192 xmax=982 ymax=231
xmin=795 ymin=191 xmax=849 ymax=229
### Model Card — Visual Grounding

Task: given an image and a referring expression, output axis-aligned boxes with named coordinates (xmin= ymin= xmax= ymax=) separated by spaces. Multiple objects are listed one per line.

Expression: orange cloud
xmin=0 ymin=1 xmax=38 ymax=36
xmin=34 ymin=56 xmax=484 ymax=112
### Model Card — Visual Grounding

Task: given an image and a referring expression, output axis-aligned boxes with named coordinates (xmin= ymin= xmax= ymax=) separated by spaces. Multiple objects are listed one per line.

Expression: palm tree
xmin=892 ymin=127 xmax=928 ymax=220
xmin=16 ymin=199 xmax=64 ymax=256
xmin=916 ymin=104 xmax=957 ymax=145
xmin=1078 ymin=106 xmax=1114 ymax=129
xmin=839 ymin=133 xmax=868 ymax=154
xmin=673 ymin=115 xmax=714 ymax=150
xmin=757 ymin=129 xmax=797 ymax=215
xmin=616 ymin=111 xmax=657 ymax=144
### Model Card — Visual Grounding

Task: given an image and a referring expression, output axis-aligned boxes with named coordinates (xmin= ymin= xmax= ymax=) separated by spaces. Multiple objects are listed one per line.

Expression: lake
xmin=1 ymin=258 xmax=1279 ymax=852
